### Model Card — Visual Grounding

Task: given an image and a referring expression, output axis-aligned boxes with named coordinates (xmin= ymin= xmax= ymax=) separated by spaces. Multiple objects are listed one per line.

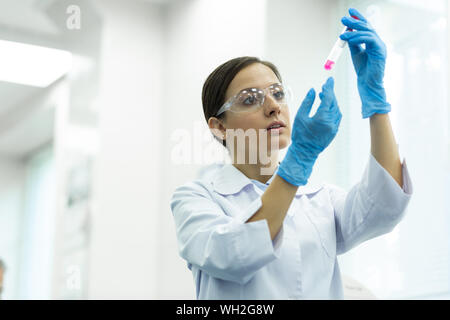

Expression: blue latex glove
xmin=277 ymin=77 xmax=342 ymax=186
xmin=339 ymin=8 xmax=391 ymax=119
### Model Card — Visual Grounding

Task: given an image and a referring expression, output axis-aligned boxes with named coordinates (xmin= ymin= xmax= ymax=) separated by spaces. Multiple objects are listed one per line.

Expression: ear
xmin=208 ymin=117 xmax=226 ymax=141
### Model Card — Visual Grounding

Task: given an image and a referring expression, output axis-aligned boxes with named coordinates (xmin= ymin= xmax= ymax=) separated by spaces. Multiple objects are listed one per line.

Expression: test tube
xmin=324 ymin=15 xmax=359 ymax=71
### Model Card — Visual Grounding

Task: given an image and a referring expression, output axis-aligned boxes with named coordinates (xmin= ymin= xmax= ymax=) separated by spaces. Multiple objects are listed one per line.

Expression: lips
xmin=266 ymin=120 xmax=286 ymax=130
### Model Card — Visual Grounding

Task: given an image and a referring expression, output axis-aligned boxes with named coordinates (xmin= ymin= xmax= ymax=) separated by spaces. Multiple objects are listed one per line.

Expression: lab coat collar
xmin=212 ymin=164 xmax=323 ymax=196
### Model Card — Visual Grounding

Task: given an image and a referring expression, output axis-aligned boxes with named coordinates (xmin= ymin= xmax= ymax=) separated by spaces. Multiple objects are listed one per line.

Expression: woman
xmin=170 ymin=8 xmax=412 ymax=299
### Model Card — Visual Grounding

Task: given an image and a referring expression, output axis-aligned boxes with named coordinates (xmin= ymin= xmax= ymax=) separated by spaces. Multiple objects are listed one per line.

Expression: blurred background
xmin=0 ymin=0 xmax=448 ymax=299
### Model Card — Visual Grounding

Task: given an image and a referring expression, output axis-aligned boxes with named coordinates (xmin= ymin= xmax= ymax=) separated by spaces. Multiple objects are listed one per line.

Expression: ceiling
xmin=0 ymin=81 xmax=41 ymax=117
xmin=0 ymin=0 xmax=61 ymax=117
xmin=0 ymin=0 xmax=173 ymax=118
xmin=0 ymin=0 xmax=173 ymax=158
xmin=0 ymin=0 xmax=60 ymax=36
xmin=0 ymin=0 xmax=59 ymax=158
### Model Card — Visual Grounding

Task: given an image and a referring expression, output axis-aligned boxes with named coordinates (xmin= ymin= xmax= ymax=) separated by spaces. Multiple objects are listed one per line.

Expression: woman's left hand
xmin=339 ymin=8 xmax=391 ymax=119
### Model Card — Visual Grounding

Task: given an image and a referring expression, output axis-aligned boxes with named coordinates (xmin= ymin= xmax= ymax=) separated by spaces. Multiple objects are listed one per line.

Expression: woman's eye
xmin=273 ymin=91 xmax=285 ymax=100
xmin=241 ymin=95 xmax=258 ymax=105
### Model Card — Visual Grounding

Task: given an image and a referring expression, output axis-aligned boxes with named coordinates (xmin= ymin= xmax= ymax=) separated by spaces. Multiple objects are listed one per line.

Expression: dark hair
xmin=202 ymin=56 xmax=283 ymax=147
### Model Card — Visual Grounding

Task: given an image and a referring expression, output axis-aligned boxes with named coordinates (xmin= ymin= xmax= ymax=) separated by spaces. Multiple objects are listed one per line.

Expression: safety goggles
xmin=215 ymin=83 xmax=292 ymax=116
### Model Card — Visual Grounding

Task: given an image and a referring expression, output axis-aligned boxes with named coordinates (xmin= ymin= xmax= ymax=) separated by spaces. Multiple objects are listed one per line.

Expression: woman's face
xmin=215 ymin=63 xmax=291 ymax=159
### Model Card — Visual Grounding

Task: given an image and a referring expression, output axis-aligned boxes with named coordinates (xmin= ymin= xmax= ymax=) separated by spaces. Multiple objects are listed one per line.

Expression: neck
xmin=232 ymin=151 xmax=279 ymax=184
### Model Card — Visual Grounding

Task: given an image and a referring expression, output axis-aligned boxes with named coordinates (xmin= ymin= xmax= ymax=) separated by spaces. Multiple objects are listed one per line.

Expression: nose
xmin=263 ymin=94 xmax=281 ymax=117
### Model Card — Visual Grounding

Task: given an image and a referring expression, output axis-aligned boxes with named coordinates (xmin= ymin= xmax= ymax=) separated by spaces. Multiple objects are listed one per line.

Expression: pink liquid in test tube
xmin=324 ymin=60 xmax=335 ymax=70
xmin=324 ymin=15 xmax=359 ymax=70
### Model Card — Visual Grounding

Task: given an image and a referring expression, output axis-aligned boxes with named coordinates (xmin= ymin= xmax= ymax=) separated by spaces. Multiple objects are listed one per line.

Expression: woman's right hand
xmin=277 ymin=77 xmax=342 ymax=186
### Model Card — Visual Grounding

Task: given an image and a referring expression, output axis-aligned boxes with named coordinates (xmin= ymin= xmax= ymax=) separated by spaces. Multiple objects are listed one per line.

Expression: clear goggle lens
xmin=229 ymin=84 xmax=292 ymax=113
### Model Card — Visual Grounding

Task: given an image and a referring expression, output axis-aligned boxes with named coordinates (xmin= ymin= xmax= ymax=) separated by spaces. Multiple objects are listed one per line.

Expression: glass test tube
xmin=324 ymin=15 xmax=359 ymax=70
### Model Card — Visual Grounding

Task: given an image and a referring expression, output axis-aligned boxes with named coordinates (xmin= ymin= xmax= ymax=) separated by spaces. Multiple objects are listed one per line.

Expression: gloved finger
xmin=341 ymin=31 xmax=381 ymax=49
xmin=332 ymin=100 xmax=342 ymax=125
xmin=298 ymin=88 xmax=316 ymax=118
xmin=323 ymin=76 xmax=335 ymax=89
xmin=323 ymin=97 xmax=339 ymax=122
xmin=329 ymin=95 xmax=339 ymax=112
xmin=322 ymin=76 xmax=335 ymax=102
xmin=340 ymin=30 xmax=374 ymax=41
xmin=340 ymin=31 xmax=367 ymax=56
xmin=327 ymin=95 xmax=339 ymax=117
xmin=349 ymin=7 xmax=368 ymax=22
xmin=341 ymin=16 xmax=372 ymax=32
xmin=325 ymin=96 xmax=341 ymax=125
xmin=346 ymin=35 xmax=379 ymax=48
xmin=334 ymin=109 xmax=342 ymax=128
xmin=347 ymin=41 xmax=363 ymax=56
xmin=317 ymin=77 xmax=335 ymax=112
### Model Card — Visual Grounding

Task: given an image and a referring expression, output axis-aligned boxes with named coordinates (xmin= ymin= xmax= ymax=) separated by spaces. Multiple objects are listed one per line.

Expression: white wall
xmin=0 ymin=157 xmax=25 ymax=300
xmin=0 ymin=80 xmax=67 ymax=300
xmin=88 ymin=0 xmax=164 ymax=299
xmin=18 ymin=145 xmax=56 ymax=299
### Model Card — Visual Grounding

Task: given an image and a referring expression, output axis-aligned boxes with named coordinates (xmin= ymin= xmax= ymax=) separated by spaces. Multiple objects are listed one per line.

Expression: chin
xmin=278 ymin=138 xmax=289 ymax=149
xmin=279 ymin=140 xmax=289 ymax=149
xmin=268 ymin=136 xmax=289 ymax=150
